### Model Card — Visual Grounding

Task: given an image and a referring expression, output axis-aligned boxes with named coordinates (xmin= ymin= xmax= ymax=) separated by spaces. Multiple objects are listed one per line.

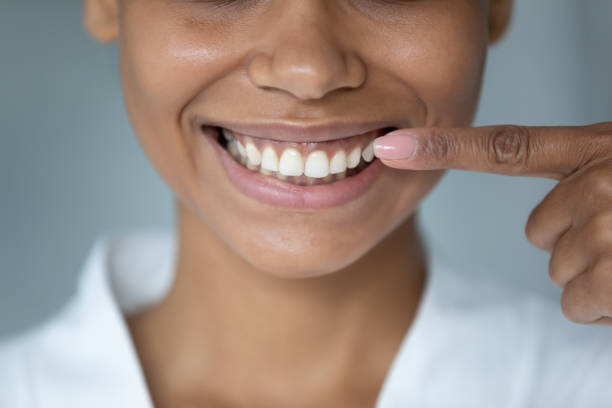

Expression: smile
xmin=213 ymin=126 xmax=396 ymax=186
xmin=199 ymin=123 xmax=398 ymax=209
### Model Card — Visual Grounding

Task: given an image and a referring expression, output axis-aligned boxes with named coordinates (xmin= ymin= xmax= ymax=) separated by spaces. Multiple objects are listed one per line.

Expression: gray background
xmin=1 ymin=0 xmax=611 ymax=337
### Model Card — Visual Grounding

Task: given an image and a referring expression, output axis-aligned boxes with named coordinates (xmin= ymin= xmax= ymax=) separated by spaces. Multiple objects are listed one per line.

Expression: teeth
xmin=227 ymin=139 xmax=239 ymax=158
xmin=261 ymin=146 xmax=279 ymax=172
xmin=347 ymin=146 xmax=361 ymax=169
xmin=245 ymin=142 xmax=262 ymax=166
xmin=329 ymin=151 xmax=347 ymax=174
xmin=221 ymin=128 xmax=234 ymax=142
xmin=279 ymin=148 xmax=304 ymax=176
xmin=221 ymin=131 xmax=377 ymax=184
xmin=304 ymin=151 xmax=329 ymax=178
xmin=362 ymin=140 xmax=374 ymax=162
xmin=236 ymin=140 xmax=247 ymax=158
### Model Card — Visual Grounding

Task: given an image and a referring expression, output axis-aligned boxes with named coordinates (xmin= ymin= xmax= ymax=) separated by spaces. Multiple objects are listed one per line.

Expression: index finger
xmin=372 ymin=123 xmax=612 ymax=179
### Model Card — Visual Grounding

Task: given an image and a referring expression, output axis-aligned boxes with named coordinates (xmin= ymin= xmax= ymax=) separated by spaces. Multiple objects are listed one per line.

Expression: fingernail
xmin=373 ymin=132 xmax=418 ymax=160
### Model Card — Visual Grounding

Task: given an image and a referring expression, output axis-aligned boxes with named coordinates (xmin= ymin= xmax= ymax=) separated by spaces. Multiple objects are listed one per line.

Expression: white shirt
xmin=1 ymin=231 xmax=612 ymax=407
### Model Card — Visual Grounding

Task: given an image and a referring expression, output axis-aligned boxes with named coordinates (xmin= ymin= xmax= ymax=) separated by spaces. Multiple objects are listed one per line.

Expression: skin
xmin=83 ymin=0 xmax=513 ymax=406
xmin=374 ymin=123 xmax=612 ymax=325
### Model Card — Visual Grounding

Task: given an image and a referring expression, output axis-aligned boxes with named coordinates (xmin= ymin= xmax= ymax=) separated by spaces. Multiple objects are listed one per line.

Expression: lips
xmin=199 ymin=124 xmax=395 ymax=209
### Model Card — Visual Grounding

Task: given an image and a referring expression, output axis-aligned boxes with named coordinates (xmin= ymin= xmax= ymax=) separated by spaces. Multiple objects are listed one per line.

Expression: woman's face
xmin=115 ymin=0 xmax=491 ymax=277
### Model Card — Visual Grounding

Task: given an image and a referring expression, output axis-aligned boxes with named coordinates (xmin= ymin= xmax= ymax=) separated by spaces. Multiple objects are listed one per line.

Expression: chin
xmin=236 ymin=233 xmax=378 ymax=280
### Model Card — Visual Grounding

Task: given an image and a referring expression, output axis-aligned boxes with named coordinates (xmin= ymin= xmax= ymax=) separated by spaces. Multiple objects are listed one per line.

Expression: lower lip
xmin=202 ymin=127 xmax=386 ymax=210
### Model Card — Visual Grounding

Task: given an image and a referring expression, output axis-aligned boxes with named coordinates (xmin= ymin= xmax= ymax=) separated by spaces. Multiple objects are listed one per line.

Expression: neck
xmin=127 ymin=200 xmax=428 ymax=407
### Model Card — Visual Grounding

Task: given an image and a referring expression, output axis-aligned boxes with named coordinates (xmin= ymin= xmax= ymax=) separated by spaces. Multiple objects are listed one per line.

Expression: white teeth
xmin=227 ymin=140 xmax=239 ymax=158
xmin=221 ymin=128 xmax=234 ymax=142
xmin=279 ymin=148 xmax=304 ymax=176
xmin=347 ymin=146 xmax=361 ymax=169
xmin=362 ymin=140 xmax=374 ymax=162
xmin=236 ymin=140 xmax=247 ymax=158
xmin=245 ymin=143 xmax=262 ymax=166
xmin=329 ymin=151 xmax=347 ymax=174
xmin=304 ymin=151 xmax=329 ymax=178
xmin=226 ymin=135 xmax=375 ymax=182
xmin=261 ymin=146 xmax=279 ymax=172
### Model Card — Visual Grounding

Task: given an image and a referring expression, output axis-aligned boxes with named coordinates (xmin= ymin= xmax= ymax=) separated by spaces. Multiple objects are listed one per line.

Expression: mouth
xmin=198 ymin=122 xmax=399 ymax=209
xmin=210 ymin=125 xmax=397 ymax=186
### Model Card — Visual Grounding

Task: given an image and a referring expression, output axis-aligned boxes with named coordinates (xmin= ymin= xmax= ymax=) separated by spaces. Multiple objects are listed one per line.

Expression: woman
xmin=2 ymin=1 xmax=612 ymax=406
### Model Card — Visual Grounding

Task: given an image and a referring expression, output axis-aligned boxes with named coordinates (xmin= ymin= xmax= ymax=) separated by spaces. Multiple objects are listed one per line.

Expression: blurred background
xmin=1 ymin=0 xmax=611 ymax=337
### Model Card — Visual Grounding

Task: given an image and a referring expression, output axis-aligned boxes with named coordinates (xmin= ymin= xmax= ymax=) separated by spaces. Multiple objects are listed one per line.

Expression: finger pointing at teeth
xmin=373 ymin=122 xmax=612 ymax=326
xmin=372 ymin=123 xmax=612 ymax=180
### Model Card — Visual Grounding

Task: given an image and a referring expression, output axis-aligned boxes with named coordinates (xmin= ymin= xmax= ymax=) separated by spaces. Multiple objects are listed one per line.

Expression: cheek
xmin=117 ymin=5 xmax=235 ymax=200
xmin=375 ymin=7 xmax=488 ymax=126
xmin=119 ymin=16 xmax=224 ymax=122
xmin=417 ymin=30 xmax=487 ymax=125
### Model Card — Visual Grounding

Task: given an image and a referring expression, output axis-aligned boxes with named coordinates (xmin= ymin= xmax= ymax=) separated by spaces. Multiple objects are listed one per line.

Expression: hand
xmin=373 ymin=122 xmax=612 ymax=325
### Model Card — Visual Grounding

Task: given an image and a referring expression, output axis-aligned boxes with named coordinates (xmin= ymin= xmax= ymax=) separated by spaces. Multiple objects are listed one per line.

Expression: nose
xmin=247 ymin=4 xmax=366 ymax=101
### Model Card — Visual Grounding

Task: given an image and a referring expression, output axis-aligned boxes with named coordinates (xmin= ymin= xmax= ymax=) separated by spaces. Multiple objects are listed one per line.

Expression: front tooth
xmin=329 ymin=151 xmax=347 ymax=174
xmin=245 ymin=143 xmax=262 ymax=166
xmin=261 ymin=146 xmax=279 ymax=172
xmin=347 ymin=146 xmax=362 ymax=169
xmin=362 ymin=140 xmax=374 ymax=162
xmin=279 ymin=148 xmax=304 ymax=176
xmin=304 ymin=151 xmax=329 ymax=178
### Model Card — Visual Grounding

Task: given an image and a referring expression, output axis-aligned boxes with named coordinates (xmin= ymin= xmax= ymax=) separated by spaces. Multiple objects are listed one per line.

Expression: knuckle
xmin=525 ymin=208 xmax=542 ymax=245
xmin=548 ymin=234 xmax=572 ymax=287
xmin=524 ymin=202 xmax=554 ymax=251
xmin=576 ymin=124 xmax=612 ymax=171
xmin=591 ymin=256 xmax=612 ymax=282
xmin=581 ymin=167 xmax=612 ymax=202
xmin=548 ymin=254 xmax=564 ymax=287
xmin=560 ymin=291 xmax=581 ymax=323
xmin=585 ymin=212 xmax=612 ymax=248
xmin=589 ymin=258 xmax=612 ymax=315
xmin=421 ymin=128 xmax=452 ymax=162
xmin=488 ymin=125 xmax=531 ymax=170
xmin=525 ymin=221 xmax=548 ymax=251
xmin=560 ymin=283 xmax=588 ymax=324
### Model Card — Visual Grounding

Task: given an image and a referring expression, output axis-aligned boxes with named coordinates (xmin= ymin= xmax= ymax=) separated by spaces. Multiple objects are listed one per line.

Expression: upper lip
xmin=200 ymin=119 xmax=401 ymax=143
